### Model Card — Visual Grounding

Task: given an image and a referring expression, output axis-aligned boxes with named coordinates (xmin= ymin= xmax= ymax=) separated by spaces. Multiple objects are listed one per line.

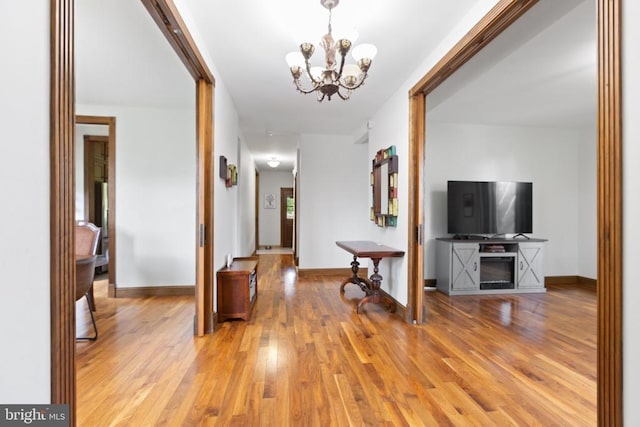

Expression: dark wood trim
xmin=407 ymin=0 xmax=621 ymax=423
xmin=545 ymin=275 xmax=580 ymax=285
xmin=196 ymin=79 xmax=214 ymax=335
xmin=255 ymin=169 xmax=260 ymax=253
xmin=544 ymin=276 xmax=598 ymax=287
xmin=76 ymin=115 xmax=117 ymax=297
xmin=297 ymin=268 xmax=368 ymax=278
xmin=293 ymin=172 xmax=298 ymax=262
xmin=597 ymin=0 xmax=622 ymax=424
xmin=424 ymin=279 xmax=437 ymax=288
xmin=579 ymin=276 xmax=597 ymax=287
xmin=409 ymin=0 xmax=539 ymax=97
xmin=407 ymin=94 xmax=425 ymax=325
xmin=139 ymin=0 xmax=214 ymax=84
xmin=50 ymin=0 xmax=76 ymax=422
xmin=543 ymin=276 xmax=598 ymax=287
xmin=115 ymin=286 xmax=195 ymax=298
xmin=379 ymin=288 xmax=408 ymax=321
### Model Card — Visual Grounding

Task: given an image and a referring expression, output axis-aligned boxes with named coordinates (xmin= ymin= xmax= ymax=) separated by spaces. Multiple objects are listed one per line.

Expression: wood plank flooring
xmin=76 ymin=254 xmax=596 ymax=426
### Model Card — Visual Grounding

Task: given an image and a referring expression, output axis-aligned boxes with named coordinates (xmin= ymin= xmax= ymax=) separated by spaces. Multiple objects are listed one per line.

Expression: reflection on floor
xmin=256 ymin=246 xmax=293 ymax=254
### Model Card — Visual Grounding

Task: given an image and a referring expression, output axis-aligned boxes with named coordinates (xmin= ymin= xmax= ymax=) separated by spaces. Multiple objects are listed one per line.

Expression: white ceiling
xmin=427 ymin=0 xmax=596 ymax=128
xmin=75 ymin=0 xmax=596 ymax=171
xmin=76 ymin=0 xmax=194 ymax=110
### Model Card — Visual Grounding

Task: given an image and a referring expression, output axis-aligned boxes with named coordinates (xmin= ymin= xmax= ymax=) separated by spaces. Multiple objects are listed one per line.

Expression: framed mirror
xmin=371 ymin=145 xmax=398 ymax=227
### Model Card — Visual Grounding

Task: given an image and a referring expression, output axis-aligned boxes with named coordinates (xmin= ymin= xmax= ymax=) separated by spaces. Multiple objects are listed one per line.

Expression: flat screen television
xmin=447 ymin=180 xmax=532 ymax=236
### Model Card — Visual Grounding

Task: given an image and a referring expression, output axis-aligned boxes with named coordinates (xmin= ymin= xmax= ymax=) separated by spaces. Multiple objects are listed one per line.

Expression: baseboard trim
xmin=379 ymin=288 xmax=408 ymax=321
xmin=297 ymin=268 xmax=368 ymax=278
xmin=210 ymin=312 xmax=217 ymax=334
xmin=115 ymin=285 xmax=195 ymax=298
xmin=577 ymin=276 xmax=597 ymax=286
xmin=545 ymin=275 xmax=597 ymax=286
xmin=424 ymin=278 xmax=437 ymax=287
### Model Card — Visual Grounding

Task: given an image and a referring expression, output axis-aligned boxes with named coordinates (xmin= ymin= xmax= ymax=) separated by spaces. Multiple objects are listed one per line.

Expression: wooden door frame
xmin=51 ymin=0 xmax=215 ymax=422
xmin=293 ymin=172 xmax=298 ymax=263
xmin=280 ymin=187 xmax=294 ymax=248
xmin=255 ymin=169 xmax=260 ymax=252
xmin=406 ymin=0 xmax=622 ymax=424
xmin=76 ymin=116 xmax=117 ymax=296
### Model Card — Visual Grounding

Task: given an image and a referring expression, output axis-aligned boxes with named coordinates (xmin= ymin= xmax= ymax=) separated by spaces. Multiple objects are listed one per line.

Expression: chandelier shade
xmin=285 ymin=0 xmax=377 ymax=102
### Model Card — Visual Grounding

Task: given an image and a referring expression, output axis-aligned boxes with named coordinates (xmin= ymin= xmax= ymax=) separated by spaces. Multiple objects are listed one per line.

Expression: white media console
xmin=436 ymin=237 xmax=547 ymax=295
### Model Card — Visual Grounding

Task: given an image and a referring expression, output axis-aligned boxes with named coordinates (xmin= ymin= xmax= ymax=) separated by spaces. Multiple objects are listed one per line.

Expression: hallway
xmin=77 ymin=253 xmax=596 ymax=425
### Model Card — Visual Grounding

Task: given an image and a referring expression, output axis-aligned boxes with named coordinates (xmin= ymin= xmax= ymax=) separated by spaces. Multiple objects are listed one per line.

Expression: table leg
xmin=340 ymin=255 xmax=371 ymax=293
xmin=356 ymin=258 xmax=396 ymax=314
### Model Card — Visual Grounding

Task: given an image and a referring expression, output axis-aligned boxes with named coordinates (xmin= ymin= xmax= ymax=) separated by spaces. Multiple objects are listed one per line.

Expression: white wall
xmin=623 ymin=0 xmax=640 ymax=422
xmin=367 ymin=116 xmax=410 ymax=305
xmin=212 ymin=81 xmax=241 ymax=279
xmin=237 ymin=136 xmax=257 ymax=255
xmin=173 ymin=0 xmax=249 ymax=309
xmin=577 ymin=126 xmax=597 ymax=278
xmin=77 ymin=104 xmax=196 ymax=288
xmin=258 ymin=171 xmax=294 ymax=247
xmin=75 ymin=123 xmax=109 ymax=220
xmin=367 ymin=0 xmax=502 ymax=309
xmin=0 ymin=0 xmax=50 ymax=403
xmin=424 ymin=122 xmax=594 ymax=279
xmin=298 ymin=134 xmax=370 ymax=269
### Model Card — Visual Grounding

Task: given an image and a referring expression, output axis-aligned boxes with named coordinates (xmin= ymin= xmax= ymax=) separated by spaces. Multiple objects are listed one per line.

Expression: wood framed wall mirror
xmin=371 ymin=146 xmax=399 ymax=227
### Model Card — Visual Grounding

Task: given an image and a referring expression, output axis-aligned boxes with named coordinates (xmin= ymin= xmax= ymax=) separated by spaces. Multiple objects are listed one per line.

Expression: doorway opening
xmin=76 ymin=115 xmax=116 ymax=294
xmin=280 ymin=187 xmax=294 ymax=248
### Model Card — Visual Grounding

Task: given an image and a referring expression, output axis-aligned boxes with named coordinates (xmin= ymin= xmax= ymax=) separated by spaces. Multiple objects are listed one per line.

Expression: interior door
xmin=280 ymin=187 xmax=294 ymax=248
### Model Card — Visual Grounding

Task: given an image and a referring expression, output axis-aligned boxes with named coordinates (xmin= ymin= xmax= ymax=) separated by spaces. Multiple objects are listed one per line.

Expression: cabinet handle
xmin=520 ymin=261 xmax=523 ymax=270
xmin=474 ymin=261 xmax=477 ymax=271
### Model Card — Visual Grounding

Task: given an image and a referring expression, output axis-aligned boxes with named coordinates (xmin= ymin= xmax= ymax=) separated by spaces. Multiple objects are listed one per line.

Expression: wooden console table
xmin=216 ymin=258 xmax=258 ymax=321
xmin=335 ymin=241 xmax=405 ymax=313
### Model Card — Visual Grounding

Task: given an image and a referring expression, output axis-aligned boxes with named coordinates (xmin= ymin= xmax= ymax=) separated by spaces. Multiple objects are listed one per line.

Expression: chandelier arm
xmin=336 ymin=88 xmax=352 ymax=101
xmin=304 ymin=58 xmax=322 ymax=85
xmin=293 ymin=79 xmax=321 ymax=95
xmin=336 ymin=52 xmax=347 ymax=79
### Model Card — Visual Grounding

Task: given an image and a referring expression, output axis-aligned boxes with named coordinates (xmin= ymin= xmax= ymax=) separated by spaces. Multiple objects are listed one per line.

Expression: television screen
xmin=447 ymin=181 xmax=532 ymax=235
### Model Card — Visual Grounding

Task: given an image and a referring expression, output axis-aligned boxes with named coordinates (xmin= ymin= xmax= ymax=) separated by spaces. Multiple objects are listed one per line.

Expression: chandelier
xmin=285 ymin=0 xmax=377 ymax=102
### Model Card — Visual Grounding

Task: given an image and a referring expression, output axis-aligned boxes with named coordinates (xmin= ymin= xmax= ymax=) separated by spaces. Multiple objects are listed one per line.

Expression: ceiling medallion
xmin=285 ymin=0 xmax=377 ymax=102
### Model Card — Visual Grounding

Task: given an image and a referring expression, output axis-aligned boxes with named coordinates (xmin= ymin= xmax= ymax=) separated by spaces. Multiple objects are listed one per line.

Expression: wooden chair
xmin=76 ymin=221 xmax=101 ymax=310
xmin=76 ymin=256 xmax=98 ymax=341
xmin=76 ymin=221 xmax=101 ymax=257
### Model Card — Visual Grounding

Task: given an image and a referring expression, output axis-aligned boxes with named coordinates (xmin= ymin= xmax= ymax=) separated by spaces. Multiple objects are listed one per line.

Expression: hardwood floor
xmin=76 ymin=254 xmax=596 ymax=426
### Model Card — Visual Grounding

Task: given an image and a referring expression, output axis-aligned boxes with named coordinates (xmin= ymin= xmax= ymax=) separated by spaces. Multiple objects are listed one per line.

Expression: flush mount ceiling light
xmin=285 ymin=0 xmax=377 ymax=102
xmin=267 ymin=158 xmax=280 ymax=168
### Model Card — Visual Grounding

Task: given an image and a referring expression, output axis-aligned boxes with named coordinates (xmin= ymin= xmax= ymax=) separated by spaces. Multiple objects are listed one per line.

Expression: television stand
xmin=452 ymin=234 xmax=489 ymax=241
xmin=512 ymin=233 xmax=530 ymax=239
xmin=435 ymin=237 xmax=547 ymax=295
